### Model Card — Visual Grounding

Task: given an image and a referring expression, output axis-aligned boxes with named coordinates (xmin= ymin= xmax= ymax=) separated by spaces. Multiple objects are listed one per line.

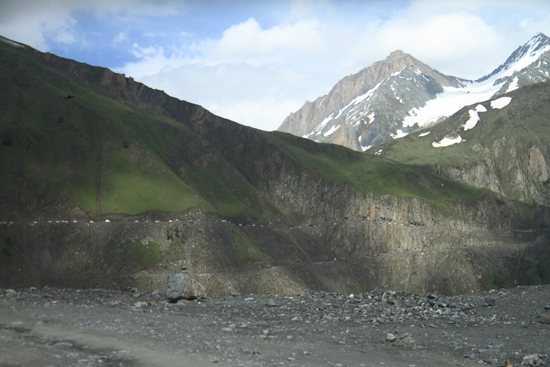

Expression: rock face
xmin=278 ymin=33 xmax=550 ymax=152
xmin=164 ymin=273 xmax=206 ymax=300
xmin=431 ymin=139 xmax=550 ymax=206
xmin=278 ymin=50 xmax=464 ymax=150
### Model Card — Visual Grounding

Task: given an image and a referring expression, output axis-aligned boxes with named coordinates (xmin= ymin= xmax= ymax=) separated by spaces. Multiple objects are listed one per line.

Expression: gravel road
xmin=1 ymin=285 xmax=549 ymax=367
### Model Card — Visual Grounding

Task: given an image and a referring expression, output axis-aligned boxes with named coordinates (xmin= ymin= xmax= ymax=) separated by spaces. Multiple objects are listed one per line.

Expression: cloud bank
xmin=1 ymin=0 xmax=550 ymax=130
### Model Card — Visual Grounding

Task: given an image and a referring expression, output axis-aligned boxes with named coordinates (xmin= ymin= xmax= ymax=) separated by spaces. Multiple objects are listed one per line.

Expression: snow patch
xmin=506 ymin=77 xmax=519 ymax=93
xmin=491 ymin=97 xmax=512 ymax=109
xmin=375 ymin=149 xmax=383 ymax=155
xmin=309 ymin=113 xmax=335 ymax=135
xmin=462 ymin=109 xmax=479 ymax=131
xmin=323 ymin=124 xmax=341 ymax=137
xmin=391 ymin=66 xmax=406 ymax=77
xmin=361 ymin=145 xmax=372 ymax=152
xmin=390 ymin=129 xmax=408 ymax=139
xmin=349 ymin=80 xmax=384 ymax=106
xmin=432 ymin=136 xmax=464 ymax=148
xmin=402 ymin=82 xmax=497 ymax=127
xmin=366 ymin=111 xmax=375 ymax=124
xmin=418 ymin=131 xmax=431 ymax=137
xmin=475 ymin=104 xmax=487 ymax=113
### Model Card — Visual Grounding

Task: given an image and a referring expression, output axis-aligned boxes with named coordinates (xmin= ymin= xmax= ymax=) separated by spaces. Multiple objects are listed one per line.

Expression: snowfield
xmin=462 ymin=110 xmax=480 ymax=131
xmin=390 ymin=129 xmax=408 ymax=139
xmin=491 ymin=97 xmax=512 ymax=109
xmin=402 ymin=35 xmax=549 ymax=128
xmin=432 ymin=135 xmax=463 ymax=148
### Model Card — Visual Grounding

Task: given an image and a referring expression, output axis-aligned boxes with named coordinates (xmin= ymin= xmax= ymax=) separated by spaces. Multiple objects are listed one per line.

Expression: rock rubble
xmin=1 ymin=284 xmax=548 ymax=366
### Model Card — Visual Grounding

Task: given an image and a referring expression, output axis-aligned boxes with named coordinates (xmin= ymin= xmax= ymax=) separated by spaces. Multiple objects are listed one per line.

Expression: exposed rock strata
xmin=426 ymin=140 xmax=550 ymax=206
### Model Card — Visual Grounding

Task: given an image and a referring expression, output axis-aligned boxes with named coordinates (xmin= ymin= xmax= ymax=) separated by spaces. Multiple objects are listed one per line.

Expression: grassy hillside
xmin=368 ymin=82 xmax=550 ymax=204
xmin=259 ymin=131 xmax=488 ymax=208
xmin=0 ymin=40 xmax=270 ymax=218
xmin=370 ymin=82 xmax=550 ymax=166
xmin=0 ymin=38 xmax=490 ymax=221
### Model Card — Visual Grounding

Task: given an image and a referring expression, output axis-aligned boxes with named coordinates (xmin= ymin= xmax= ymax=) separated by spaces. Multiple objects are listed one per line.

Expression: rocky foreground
xmin=1 ymin=285 xmax=549 ymax=367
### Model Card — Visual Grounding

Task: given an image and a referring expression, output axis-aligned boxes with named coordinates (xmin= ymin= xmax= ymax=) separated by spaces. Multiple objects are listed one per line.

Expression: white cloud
xmin=197 ymin=17 xmax=325 ymax=66
xmin=0 ymin=0 xmax=185 ymax=51
xmin=0 ymin=1 xmax=76 ymax=50
xmin=2 ymin=0 xmax=550 ymax=131
xmin=113 ymin=31 xmax=126 ymax=43
xmin=135 ymin=61 xmax=316 ymax=131
xmin=119 ymin=7 xmax=523 ymax=130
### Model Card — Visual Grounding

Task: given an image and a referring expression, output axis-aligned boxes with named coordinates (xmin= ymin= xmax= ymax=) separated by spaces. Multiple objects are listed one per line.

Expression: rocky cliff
xmin=278 ymin=50 xmax=464 ymax=150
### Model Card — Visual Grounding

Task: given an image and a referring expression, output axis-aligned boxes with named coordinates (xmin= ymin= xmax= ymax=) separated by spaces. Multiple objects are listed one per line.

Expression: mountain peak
xmin=528 ymin=32 xmax=550 ymax=51
xmin=477 ymin=32 xmax=550 ymax=83
xmin=278 ymin=32 xmax=550 ymax=152
xmin=387 ymin=50 xmax=409 ymax=60
xmin=532 ymin=32 xmax=549 ymax=42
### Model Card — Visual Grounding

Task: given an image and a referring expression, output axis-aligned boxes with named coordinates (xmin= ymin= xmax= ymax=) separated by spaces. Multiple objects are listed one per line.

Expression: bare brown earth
xmin=1 ymin=285 xmax=548 ymax=367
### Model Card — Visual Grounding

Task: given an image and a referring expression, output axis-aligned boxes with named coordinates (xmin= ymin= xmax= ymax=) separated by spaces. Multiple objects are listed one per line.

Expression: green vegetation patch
xmin=121 ymin=239 xmax=164 ymax=265
xmin=261 ymin=131 xmax=488 ymax=209
xmin=232 ymin=229 xmax=263 ymax=261
xmin=371 ymin=83 xmax=550 ymax=170
xmin=0 ymin=43 xmax=214 ymax=215
xmin=485 ymin=267 xmax=509 ymax=290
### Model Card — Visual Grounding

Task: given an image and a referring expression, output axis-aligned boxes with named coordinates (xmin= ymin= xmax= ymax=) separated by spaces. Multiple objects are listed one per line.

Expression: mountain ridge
xmin=277 ymin=49 xmax=465 ymax=139
xmin=1 ymin=35 xmax=549 ymax=296
xmin=278 ymin=32 xmax=550 ymax=152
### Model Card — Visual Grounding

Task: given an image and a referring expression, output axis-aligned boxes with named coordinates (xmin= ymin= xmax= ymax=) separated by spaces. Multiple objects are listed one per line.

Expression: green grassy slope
xmin=370 ymin=82 xmax=550 ymax=167
xmin=0 ymin=41 xmax=261 ymax=217
xmin=0 ymin=38 xmax=491 ymax=220
xmin=366 ymin=82 xmax=550 ymax=204
xmin=259 ymin=131 xmax=488 ymax=208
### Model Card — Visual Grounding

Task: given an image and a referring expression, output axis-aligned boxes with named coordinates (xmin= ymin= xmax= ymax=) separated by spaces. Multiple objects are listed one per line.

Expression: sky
xmin=1 ymin=0 xmax=550 ymax=131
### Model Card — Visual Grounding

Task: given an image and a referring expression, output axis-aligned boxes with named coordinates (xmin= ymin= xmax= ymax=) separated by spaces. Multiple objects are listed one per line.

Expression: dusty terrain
xmin=1 ymin=285 xmax=549 ymax=367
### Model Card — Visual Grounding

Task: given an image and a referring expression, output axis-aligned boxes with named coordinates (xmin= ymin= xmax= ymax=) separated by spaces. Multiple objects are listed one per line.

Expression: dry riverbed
xmin=1 ymin=285 xmax=549 ymax=367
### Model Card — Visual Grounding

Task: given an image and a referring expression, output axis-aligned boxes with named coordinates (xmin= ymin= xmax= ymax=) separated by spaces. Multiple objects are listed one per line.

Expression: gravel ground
xmin=1 ymin=285 xmax=549 ymax=367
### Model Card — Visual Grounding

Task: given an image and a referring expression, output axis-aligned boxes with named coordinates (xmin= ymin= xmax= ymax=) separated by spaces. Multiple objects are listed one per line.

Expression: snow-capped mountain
xmin=278 ymin=33 xmax=550 ymax=152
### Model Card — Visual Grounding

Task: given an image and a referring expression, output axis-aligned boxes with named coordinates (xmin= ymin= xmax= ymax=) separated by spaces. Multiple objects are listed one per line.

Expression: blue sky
xmin=1 ymin=0 xmax=550 ymax=131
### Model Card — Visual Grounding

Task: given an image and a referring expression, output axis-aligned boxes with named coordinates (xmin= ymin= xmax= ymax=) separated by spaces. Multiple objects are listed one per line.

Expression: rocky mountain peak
xmin=387 ymin=49 xmax=407 ymax=59
xmin=278 ymin=33 xmax=550 ymax=152
xmin=476 ymin=32 xmax=550 ymax=83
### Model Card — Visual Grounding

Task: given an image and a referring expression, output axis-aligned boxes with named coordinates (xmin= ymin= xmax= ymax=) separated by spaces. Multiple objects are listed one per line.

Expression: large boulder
xmin=164 ymin=273 xmax=206 ymax=301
